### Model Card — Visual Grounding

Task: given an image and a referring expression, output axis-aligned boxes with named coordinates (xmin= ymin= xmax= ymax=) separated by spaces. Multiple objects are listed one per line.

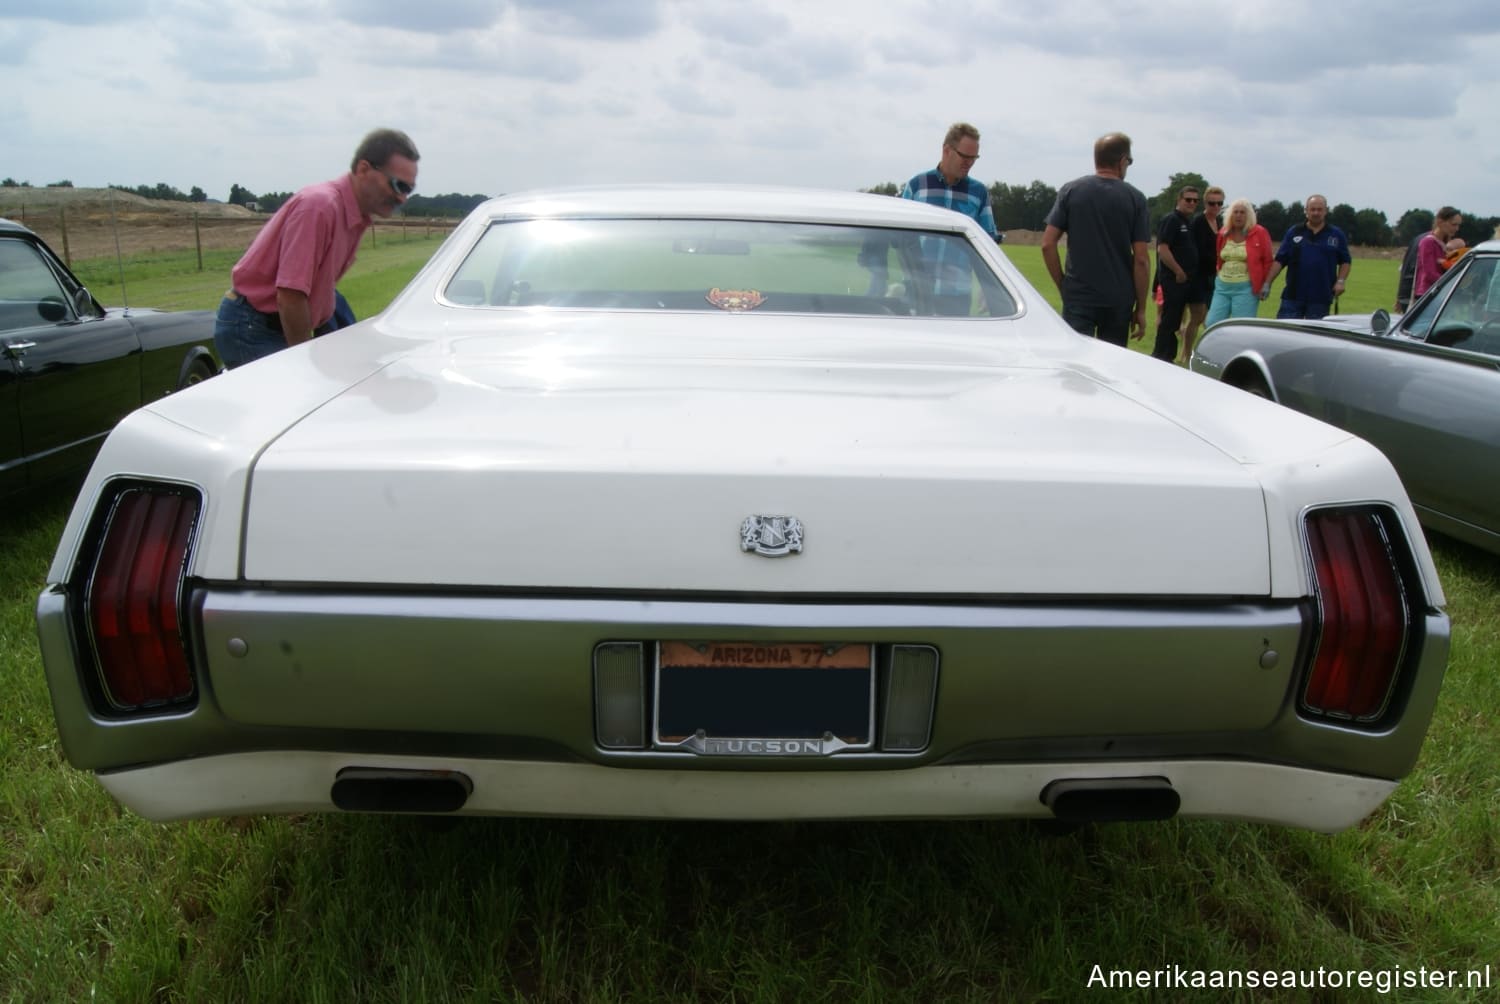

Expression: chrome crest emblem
xmin=740 ymin=515 xmax=803 ymax=557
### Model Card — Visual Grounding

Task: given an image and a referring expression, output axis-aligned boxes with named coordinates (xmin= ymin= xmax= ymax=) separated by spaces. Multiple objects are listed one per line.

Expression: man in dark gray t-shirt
xmin=1041 ymin=133 xmax=1151 ymax=347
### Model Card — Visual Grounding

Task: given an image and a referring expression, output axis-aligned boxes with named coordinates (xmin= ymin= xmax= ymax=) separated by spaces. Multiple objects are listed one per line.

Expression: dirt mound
xmin=0 ymin=187 xmax=266 ymax=262
xmin=0 ymin=186 xmax=259 ymax=220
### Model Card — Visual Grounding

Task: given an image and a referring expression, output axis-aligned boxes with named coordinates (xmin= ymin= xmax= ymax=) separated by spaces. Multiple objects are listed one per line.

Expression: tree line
xmin=10 ymin=173 xmax=1493 ymax=246
xmin=865 ymin=173 xmax=1498 ymax=248
xmin=226 ymin=184 xmax=489 ymax=218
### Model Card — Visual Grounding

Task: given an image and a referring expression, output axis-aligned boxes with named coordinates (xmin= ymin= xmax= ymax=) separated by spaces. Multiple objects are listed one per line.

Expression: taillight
xmin=81 ymin=484 xmax=201 ymax=712
xmin=1301 ymin=507 xmax=1414 ymax=723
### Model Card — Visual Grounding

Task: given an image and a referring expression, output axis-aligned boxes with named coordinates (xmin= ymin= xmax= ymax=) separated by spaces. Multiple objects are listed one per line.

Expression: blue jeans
xmin=214 ymin=294 xmax=288 ymax=369
xmin=1276 ymin=299 xmax=1332 ymax=320
xmin=1204 ymin=278 xmax=1260 ymax=327
xmin=1062 ymin=302 xmax=1133 ymax=347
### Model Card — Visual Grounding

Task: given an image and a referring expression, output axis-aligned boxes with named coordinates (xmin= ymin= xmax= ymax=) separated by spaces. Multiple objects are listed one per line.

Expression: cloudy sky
xmin=4 ymin=0 xmax=1500 ymax=223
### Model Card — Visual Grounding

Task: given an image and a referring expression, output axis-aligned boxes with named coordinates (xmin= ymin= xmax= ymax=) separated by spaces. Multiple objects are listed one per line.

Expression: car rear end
xmin=35 ymin=339 xmax=1450 ymax=832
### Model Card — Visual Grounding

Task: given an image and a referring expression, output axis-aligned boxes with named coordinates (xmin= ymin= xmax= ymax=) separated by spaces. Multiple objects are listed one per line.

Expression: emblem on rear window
xmin=740 ymin=515 xmax=803 ymax=556
xmin=707 ymin=287 xmax=766 ymax=312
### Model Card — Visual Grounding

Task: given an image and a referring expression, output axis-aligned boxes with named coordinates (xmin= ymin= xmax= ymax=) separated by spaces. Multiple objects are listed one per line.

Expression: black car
xmin=1 ymin=217 xmax=218 ymax=497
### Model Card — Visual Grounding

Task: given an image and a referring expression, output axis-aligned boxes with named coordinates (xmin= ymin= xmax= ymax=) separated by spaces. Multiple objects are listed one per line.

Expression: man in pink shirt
xmin=1413 ymin=206 xmax=1464 ymax=301
xmin=214 ymin=128 xmax=420 ymax=367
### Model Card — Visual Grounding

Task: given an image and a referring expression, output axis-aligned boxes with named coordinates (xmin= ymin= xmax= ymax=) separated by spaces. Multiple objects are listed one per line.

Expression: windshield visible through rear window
xmin=442 ymin=219 xmax=1017 ymax=318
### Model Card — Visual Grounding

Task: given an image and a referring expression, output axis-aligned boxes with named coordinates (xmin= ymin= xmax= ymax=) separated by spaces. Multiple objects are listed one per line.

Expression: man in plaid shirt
xmin=898 ymin=122 xmax=1001 ymax=314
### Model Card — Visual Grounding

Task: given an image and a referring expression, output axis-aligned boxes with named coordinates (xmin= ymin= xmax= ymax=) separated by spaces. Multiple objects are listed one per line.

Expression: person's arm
xmin=1041 ymin=225 xmax=1066 ymax=297
xmin=1249 ymin=228 xmax=1271 ymax=297
xmin=1333 ymin=262 xmax=1351 ymax=299
xmin=275 ymin=288 xmax=316 ymax=346
xmin=978 ymin=193 xmax=1000 ymax=242
xmin=1156 ymin=241 xmax=1187 ymax=283
xmin=1333 ymin=232 xmax=1352 ymax=298
xmin=1131 ymin=240 xmax=1149 ymax=340
xmin=1262 ymin=260 xmax=1282 ymax=299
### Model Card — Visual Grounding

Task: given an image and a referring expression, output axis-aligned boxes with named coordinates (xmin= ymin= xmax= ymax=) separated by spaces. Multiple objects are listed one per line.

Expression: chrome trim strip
xmin=197 ymin=590 xmax=1298 ymax=631
xmin=96 ymin=751 xmax=1397 ymax=833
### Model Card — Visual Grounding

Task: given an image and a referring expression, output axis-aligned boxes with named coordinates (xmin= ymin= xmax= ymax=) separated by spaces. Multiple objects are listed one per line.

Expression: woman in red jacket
xmin=1204 ymin=198 xmax=1274 ymax=327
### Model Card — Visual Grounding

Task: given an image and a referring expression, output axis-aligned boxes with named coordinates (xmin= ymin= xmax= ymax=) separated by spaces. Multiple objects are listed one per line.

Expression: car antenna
xmin=108 ymin=188 xmax=131 ymax=313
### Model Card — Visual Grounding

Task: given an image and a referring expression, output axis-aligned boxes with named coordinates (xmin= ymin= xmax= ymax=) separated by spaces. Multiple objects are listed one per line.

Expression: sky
xmin=4 ymin=0 xmax=1500 ymax=224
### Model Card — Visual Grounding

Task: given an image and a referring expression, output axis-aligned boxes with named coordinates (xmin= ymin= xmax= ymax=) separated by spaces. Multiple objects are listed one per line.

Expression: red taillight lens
xmin=1302 ymin=508 xmax=1412 ymax=722
xmin=84 ymin=486 xmax=200 ymax=710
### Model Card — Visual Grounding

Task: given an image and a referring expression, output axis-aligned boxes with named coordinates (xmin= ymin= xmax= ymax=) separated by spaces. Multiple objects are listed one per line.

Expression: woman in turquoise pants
xmin=1204 ymin=199 xmax=1273 ymax=328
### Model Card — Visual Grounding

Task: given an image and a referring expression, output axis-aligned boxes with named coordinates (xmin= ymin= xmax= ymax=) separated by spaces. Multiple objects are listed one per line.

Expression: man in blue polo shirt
xmin=1264 ymin=194 xmax=1351 ymax=319
xmin=899 ymin=122 xmax=1000 ymax=314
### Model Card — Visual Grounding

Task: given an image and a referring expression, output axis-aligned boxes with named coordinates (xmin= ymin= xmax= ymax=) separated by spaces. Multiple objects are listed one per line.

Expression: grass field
xmin=3 ymin=238 xmax=1497 ymax=1001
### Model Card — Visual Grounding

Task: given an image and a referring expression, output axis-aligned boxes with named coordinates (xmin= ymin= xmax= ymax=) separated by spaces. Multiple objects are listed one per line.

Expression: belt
xmin=226 ymin=290 xmax=283 ymax=333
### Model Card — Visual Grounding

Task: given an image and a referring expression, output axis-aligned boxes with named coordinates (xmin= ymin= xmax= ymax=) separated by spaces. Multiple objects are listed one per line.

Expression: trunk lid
xmin=240 ymin=321 xmax=1277 ymax=595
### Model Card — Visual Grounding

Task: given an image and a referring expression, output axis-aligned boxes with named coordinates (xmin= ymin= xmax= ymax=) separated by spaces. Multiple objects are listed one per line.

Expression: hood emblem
xmin=740 ymin=515 xmax=803 ymax=557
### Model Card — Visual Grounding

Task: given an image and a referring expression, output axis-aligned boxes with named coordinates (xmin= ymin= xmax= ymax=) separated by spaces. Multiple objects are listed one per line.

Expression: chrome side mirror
xmin=1370 ymin=308 xmax=1390 ymax=336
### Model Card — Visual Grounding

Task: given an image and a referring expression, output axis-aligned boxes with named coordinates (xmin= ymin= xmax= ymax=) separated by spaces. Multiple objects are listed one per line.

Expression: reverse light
xmin=81 ymin=484 xmax=201 ymax=712
xmin=594 ymin=642 xmax=647 ymax=749
xmin=880 ymin=645 xmax=939 ymax=751
xmin=1301 ymin=507 xmax=1415 ymax=723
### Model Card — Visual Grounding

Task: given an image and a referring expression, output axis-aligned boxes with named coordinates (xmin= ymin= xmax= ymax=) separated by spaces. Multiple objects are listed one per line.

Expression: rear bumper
xmin=98 ymin=750 xmax=1398 ymax=832
xmin=38 ymin=587 xmax=1450 ymax=791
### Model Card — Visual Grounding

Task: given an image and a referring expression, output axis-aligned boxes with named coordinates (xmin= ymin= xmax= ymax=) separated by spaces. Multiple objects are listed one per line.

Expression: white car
xmin=36 ymin=187 xmax=1449 ymax=831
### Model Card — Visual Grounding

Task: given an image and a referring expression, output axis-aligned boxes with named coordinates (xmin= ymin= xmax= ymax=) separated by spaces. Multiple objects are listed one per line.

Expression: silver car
xmin=1191 ymin=239 xmax=1500 ymax=555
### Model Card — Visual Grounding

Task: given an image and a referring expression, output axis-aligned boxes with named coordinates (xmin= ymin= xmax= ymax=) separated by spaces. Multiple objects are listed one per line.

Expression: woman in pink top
xmin=1204 ymin=199 xmax=1274 ymax=328
xmin=1413 ymin=207 xmax=1464 ymax=300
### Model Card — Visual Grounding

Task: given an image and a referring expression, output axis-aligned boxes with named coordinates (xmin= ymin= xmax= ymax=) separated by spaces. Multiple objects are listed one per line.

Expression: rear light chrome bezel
xmin=1298 ymin=504 xmax=1425 ymax=727
xmin=70 ymin=478 xmax=205 ymax=716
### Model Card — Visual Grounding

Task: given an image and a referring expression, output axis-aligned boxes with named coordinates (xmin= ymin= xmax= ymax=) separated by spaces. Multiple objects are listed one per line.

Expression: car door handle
xmin=3 ymin=340 xmax=38 ymax=357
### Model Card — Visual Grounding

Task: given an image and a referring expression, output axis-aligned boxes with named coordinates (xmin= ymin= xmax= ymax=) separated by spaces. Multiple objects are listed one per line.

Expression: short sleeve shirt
xmin=1154 ymin=209 xmax=1196 ymax=286
xmin=1045 ymin=174 xmax=1150 ymax=309
xmin=1274 ymin=224 xmax=1351 ymax=302
xmin=230 ymin=174 xmax=371 ymax=327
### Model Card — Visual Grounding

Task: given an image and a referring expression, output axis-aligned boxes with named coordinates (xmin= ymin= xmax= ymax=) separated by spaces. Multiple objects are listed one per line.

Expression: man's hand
xmin=1130 ymin=307 xmax=1146 ymax=340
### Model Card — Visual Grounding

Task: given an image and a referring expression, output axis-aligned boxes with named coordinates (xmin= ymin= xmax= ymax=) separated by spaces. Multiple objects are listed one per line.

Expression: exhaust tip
xmin=332 ymin=767 xmax=474 ymax=814
xmin=1041 ymin=777 xmax=1180 ymax=823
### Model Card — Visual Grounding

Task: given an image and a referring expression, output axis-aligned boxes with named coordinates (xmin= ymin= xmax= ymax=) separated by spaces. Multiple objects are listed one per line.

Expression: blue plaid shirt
xmin=900 ymin=169 xmax=998 ymax=296
xmin=900 ymin=169 xmax=998 ymax=239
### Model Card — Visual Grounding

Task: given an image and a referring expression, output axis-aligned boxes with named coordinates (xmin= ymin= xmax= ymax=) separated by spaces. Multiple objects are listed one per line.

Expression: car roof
xmin=474 ymin=185 xmax=983 ymax=232
xmin=0 ymin=217 xmax=39 ymax=237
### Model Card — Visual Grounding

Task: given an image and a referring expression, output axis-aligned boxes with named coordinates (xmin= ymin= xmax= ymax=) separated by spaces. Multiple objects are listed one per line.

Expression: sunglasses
xmin=947 ymin=146 xmax=980 ymax=162
xmin=1206 ymin=200 xmax=1224 ymax=207
xmin=377 ymin=167 xmax=415 ymax=198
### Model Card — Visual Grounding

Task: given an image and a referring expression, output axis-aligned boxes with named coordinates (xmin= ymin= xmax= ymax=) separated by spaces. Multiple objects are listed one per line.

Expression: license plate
xmin=654 ymin=641 xmax=874 ymax=754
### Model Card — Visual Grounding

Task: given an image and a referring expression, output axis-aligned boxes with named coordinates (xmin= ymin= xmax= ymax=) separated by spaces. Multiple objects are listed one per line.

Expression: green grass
xmin=2 ymin=243 xmax=1495 ymax=1002
xmin=70 ymin=228 xmax=451 ymax=319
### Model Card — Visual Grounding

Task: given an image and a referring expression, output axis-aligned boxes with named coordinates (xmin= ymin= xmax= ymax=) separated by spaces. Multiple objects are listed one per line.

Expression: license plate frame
xmin=653 ymin=641 xmax=875 ymax=756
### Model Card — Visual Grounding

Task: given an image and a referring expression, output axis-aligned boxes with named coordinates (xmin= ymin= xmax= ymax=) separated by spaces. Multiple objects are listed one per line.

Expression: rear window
xmin=443 ymin=219 xmax=1017 ymax=318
